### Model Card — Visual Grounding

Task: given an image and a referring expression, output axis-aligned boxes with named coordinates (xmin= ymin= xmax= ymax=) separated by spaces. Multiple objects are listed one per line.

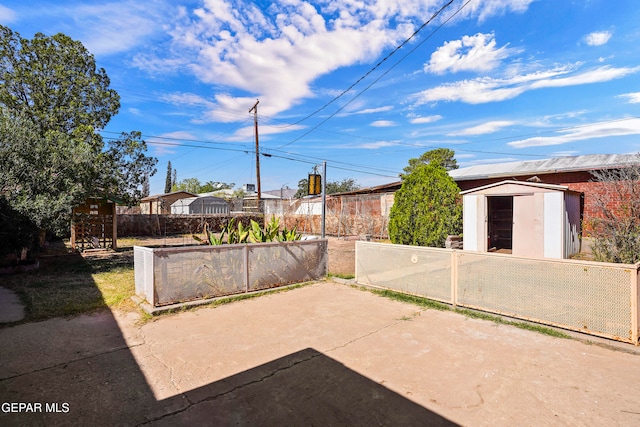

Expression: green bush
xmin=388 ymin=163 xmax=462 ymax=247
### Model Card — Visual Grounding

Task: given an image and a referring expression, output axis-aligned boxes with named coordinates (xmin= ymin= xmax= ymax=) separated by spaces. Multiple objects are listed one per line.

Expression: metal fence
xmin=135 ymin=240 xmax=328 ymax=307
xmin=356 ymin=241 xmax=640 ymax=344
xmin=267 ymin=193 xmax=394 ymax=238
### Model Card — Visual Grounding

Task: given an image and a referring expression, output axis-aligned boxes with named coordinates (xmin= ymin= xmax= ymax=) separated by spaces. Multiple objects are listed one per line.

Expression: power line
xmin=276 ymin=0 xmax=471 ymax=149
xmin=278 ymin=0 xmax=455 ymax=130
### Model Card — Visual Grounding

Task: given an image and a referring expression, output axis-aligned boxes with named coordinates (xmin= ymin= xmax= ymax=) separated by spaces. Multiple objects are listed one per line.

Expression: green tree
xmin=0 ymin=26 xmax=157 ymax=237
xmin=401 ymin=148 xmax=458 ymax=178
xmin=0 ymin=110 xmax=94 ymax=236
xmin=165 ymin=161 xmax=173 ymax=193
xmin=294 ymin=177 xmax=359 ymax=198
xmin=0 ymin=26 xmax=119 ymax=143
xmin=97 ymin=131 xmax=157 ymax=206
xmin=200 ymin=181 xmax=235 ymax=193
xmin=388 ymin=163 xmax=462 ymax=247
xmin=172 ymin=178 xmax=234 ymax=194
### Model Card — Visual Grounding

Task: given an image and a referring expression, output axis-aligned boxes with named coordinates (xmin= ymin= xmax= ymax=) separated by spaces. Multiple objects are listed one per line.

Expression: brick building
xmin=449 ymin=154 xmax=639 ymax=236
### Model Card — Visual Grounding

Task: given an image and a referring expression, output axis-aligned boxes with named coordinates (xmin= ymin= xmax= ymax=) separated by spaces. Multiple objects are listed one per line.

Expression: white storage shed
xmin=170 ymin=196 xmax=229 ymax=215
xmin=461 ymin=181 xmax=582 ymax=259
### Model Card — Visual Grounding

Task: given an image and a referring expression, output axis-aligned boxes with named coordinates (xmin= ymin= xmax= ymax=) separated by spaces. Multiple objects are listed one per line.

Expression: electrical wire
xmin=276 ymin=0 xmax=472 ymax=149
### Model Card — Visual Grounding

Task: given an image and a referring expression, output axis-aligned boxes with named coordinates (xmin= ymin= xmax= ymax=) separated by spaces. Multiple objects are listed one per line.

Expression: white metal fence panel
xmin=457 ymin=252 xmax=634 ymax=341
xmin=133 ymin=246 xmax=154 ymax=304
xmin=355 ymin=242 xmax=639 ymax=344
xmin=248 ymin=240 xmax=328 ymax=292
xmin=356 ymin=242 xmax=452 ymax=303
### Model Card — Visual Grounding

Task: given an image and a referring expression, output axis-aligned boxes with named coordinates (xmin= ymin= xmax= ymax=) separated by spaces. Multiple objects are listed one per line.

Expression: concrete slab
xmin=1 ymin=281 xmax=640 ymax=426
xmin=0 ymin=287 xmax=24 ymax=323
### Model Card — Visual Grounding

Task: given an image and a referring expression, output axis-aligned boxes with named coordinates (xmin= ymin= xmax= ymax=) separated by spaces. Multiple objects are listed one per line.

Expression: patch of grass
xmin=328 ymin=272 xmax=355 ymax=280
xmin=360 ymin=286 xmax=571 ymax=340
xmin=368 ymin=288 xmax=449 ymax=311
xmin=1 ymin=251 xmax=137 ymax=325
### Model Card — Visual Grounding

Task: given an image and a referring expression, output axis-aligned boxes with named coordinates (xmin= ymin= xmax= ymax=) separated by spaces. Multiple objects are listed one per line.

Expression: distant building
xmin=140 ymin=191 xmax=196 ymax=215
xmin=170 ymin=196 xmax=230 ymax=215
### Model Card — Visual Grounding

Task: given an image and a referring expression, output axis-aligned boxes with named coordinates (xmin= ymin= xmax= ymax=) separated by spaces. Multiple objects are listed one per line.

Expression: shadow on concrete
xmin=0 ymin=252 xmax=455 ymax=425
xmin=152 ymin=348 xmax=456 ymax=425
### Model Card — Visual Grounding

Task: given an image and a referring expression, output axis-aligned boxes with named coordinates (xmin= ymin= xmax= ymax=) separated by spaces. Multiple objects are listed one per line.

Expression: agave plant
xmin=227 ymin=218 xmax=250 ymax=244
xmin=278 ymin=224 xmax=301 ymax=242
xmin=192 ymin=222 xmax=226 ymax=245
xmin=249 ymin=216 xmax=281 ymax=243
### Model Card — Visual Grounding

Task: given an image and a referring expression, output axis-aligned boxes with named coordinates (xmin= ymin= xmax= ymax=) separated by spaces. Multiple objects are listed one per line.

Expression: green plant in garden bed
xmin=193 ymin=216 xmax=301 ymax=245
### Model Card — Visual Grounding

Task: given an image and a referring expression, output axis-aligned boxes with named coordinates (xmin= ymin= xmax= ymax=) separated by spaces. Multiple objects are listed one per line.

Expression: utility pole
xmin=321 ymin=160 xmax=326 ymax=238
xmin=249 ymin=99 xmax=261 ymax=211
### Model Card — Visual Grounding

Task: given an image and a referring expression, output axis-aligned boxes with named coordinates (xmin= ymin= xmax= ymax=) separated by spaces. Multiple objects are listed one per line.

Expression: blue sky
xmin=2 ymin=0 xmax=640 ymax=195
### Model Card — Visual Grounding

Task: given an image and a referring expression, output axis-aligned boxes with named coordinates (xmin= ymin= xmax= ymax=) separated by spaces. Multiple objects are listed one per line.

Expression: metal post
xmin=321 ymin=160 xmax=326 ymax=238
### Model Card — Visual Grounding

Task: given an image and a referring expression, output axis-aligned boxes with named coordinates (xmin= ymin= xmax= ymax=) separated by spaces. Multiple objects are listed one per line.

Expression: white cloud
xmin=370 ymin=120 xmax=397 ymax=127
xmin=59 ymin=1 xmax=170 ymax=55
xmin=355 ymin=106 xmax=394 ymax=115
xmin=584 ymin=31 xmax=612 ymax=46
xmin=225 ymin=122 xmax=306 ymax=142
xmin=410 ymin=115 xmax=443 ymax=124
xmin=452 ymin=0 xmax=535 ymax=23
xmin=136 ymin=0 xmax=536 ymax=122
xmin=425 ymin=33 xmax=517 ymax=74
xmin=414 ymin=65 xmax=640 ymax=105
xmin=450 ymin=120 xmax=515 ymax=136
xmin=147 ymin=130 xmax=197 ymax=155
xmin=618 ymin=92 xmax=640 ymax=104
xmin=508 ymin=118 xmax=640 ymax=148
xmin=0 ymin=5 xmax=16 ymax=24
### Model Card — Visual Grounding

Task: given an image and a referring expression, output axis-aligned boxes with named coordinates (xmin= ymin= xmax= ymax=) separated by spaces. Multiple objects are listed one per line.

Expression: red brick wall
xmin=456 ymin=171 xmax=620 ymax=236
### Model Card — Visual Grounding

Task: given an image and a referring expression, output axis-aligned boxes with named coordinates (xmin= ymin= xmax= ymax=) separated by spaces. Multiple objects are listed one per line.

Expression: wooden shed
xmin=461 ymin=181 xmax=582 ymax=259
xmin=70 ymin=197 xmax=118 ymax=251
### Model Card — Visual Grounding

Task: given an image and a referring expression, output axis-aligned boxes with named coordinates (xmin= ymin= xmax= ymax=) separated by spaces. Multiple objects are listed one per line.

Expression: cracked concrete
xmin=2 ymin=281 xmax=640 ymax=425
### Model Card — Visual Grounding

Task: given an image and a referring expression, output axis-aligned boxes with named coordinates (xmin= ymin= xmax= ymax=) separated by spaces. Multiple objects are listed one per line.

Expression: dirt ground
xmin=118 ymin=235 xmax=357 ymax=276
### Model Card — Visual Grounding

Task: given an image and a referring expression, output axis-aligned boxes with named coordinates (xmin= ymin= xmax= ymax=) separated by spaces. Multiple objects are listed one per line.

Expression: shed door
xmin=512 ymin=194 xmax=544 ymax=258
xmin=487 ymin=196 xmax=513 ymax=252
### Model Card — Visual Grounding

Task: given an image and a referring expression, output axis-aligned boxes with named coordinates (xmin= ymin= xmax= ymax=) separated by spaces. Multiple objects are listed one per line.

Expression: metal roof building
xmin=170 ymin=196 xmax=229 ymax=215
xmin=449 ymin=154 xmax=638 ymax=182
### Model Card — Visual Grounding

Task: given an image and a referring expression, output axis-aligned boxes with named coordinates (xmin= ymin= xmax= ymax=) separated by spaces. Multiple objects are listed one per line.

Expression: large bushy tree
xmin=401 ymin=147 xmax=458 ymax=178
xmin=0 ymin=26 xmax=157 ymax=241
xmin=388 ymin=163 xmax=461 ymax=247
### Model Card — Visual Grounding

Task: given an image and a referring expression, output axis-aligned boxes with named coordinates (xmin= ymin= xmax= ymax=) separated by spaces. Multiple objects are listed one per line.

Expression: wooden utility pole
xmin=249 ymin=99 xmax=261 ymax=211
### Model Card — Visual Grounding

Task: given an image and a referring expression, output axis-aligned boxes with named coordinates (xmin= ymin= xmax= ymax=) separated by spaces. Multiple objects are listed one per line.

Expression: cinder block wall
xmin=117 ymin=214 xmax=262 ymax=237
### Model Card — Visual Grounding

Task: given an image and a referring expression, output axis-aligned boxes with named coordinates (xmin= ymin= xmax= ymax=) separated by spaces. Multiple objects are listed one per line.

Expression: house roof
xmin=449 ymin=153 xmax=639 ymax=181
xmin=261 ymin=188 xmax=298 ymax=199
xmin=329 ymin=181 xmax=403 ymax=196
xmin=141 ymin=191 xmax=196 ymax=202
xmin=460 ymin=180 xmax=580 ymax=195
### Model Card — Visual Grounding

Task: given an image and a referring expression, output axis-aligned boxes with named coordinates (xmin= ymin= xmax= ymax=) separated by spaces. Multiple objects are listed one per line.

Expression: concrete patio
xmin=1 ymin=281 xmax=640 ymax=425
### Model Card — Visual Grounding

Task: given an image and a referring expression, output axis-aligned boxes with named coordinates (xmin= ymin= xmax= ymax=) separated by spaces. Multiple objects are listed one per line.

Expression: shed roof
xmin=141 ymin=191 xmax=196 ymax=202
xmin=449 ymin=153 xmax=639 ymax=181
xmin=460 ymin=180 xmax=581 ymax=195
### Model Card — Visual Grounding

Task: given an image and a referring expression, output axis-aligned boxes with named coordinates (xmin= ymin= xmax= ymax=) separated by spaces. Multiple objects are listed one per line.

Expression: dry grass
xmin=1 ymin=245 xmax=137 ymax=325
